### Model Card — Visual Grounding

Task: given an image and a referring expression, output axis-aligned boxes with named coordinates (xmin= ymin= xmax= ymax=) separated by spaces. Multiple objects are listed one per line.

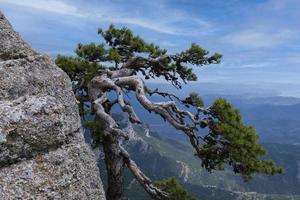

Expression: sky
xmin=1 ymin=0 xmax=300 ymax=97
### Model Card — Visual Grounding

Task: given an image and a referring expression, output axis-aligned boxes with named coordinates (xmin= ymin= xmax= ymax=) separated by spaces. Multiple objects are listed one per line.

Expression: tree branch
xmin=114 ymin=76 xmax=211 ymax=160
xmin=119 ymin=146 xmax=169 ymax=199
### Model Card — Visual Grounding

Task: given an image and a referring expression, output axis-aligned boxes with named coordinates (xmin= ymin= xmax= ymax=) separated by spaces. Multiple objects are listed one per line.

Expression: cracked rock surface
xmin=0 ymin=11 xmax=105 ymax=200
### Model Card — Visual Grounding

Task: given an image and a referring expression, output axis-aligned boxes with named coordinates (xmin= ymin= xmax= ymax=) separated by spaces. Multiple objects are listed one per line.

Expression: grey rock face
xmin=0 ymin=12 xmax=36 ymax=61
xmin=0 ymin=12 xmax=105 ymax=199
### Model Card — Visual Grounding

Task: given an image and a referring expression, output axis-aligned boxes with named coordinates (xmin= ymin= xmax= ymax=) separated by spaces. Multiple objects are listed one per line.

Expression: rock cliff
xmin=0 ymin=12 xmax=105 ymax=199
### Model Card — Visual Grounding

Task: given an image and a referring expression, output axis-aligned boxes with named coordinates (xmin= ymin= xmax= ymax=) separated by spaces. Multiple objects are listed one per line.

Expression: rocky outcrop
xmin=0 ymin=12 xmax=105 ymax=199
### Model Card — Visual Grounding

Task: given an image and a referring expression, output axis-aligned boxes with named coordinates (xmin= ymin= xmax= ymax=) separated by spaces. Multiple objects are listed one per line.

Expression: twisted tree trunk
xmin=88 ymin=71 xmax=169 ymax=199
xmin=103 ymin=134 xmax=124 ymax=200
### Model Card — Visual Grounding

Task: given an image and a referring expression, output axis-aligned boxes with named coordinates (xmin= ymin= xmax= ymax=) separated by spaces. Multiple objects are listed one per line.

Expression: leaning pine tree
xmin=56 ymin=25 xmax=282 ymax=200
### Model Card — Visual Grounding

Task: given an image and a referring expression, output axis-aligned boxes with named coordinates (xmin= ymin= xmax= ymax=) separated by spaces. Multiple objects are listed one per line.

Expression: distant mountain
xmin=93 ymin=91 xmax=300 ymax=199
xmin=122 ymin=92 xmax=300 ymax=144
xmin=146 ymin=82 xmax=300 ymax=101
xmin=240 ymin=103 xmax=300 ymax=144
xmin=109 ymin=121 xmax=300 ymax=200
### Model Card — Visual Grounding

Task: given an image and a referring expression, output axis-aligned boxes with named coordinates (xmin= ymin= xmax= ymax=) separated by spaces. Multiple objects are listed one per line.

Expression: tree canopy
xmin=56 ymin=25 xmax=282 ymax=200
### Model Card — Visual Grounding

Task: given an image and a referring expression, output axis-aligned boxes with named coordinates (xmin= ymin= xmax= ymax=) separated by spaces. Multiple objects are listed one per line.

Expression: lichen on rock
xmin=0 ymin=11 xmax=105 ymax=200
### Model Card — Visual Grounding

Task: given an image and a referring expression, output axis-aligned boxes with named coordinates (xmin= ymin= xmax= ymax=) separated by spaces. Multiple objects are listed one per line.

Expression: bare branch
xmin=115 ymin=76 xmax=201 ymax=131
xmin=89 ymin=74 xmax=141 ymax=124
xmin=119 ymin=146 xmax=169 ymax=199
xmin=113 ymin=76 xmax=212 ymax=160
xmin=147 ymin=88 xmax=182 ymax=102
xmin=88 ymin=71 xmax=212 ymax=199
xmin=94 ymin=95 xmax=129 ymax=139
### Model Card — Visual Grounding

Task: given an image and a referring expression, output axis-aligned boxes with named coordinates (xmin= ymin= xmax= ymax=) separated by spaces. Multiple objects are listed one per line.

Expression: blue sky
xmin=1 ymin=0 xmax=300 ymax=97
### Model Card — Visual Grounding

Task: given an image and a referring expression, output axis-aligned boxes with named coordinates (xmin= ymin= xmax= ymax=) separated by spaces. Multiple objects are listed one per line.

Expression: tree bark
xmin=88 ymin=73 xmax=169 ymax=199
xmin=103 ymin=133 xmax=124 ymax=200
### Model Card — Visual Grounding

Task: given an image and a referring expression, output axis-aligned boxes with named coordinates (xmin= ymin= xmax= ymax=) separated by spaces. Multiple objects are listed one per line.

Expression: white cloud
xmin=98 ymin=16 xmax=180 ymax=35
xmin=0 ymin=0 xmax=214 ymax=36
xmin=0 ymin=0 xmax=87 ymax=17
xmin=218 ymin=0 xmax=300 ymax=50
xmin=222 ymin=28 xmax=295 ymax=49
xmin=98 ymin=15 xmax=213 ymax=36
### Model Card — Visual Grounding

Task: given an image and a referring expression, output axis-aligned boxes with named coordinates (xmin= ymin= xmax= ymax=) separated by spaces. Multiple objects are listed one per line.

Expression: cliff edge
xmin=0 ymin=12 xmax=105 ymax=199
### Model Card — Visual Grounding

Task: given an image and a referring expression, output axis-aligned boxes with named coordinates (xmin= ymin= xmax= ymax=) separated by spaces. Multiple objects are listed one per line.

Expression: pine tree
xmin=56 ymin=25 xmax=282 ymax=200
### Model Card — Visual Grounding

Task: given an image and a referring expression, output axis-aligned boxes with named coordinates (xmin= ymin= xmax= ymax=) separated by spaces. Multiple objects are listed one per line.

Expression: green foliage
xmin=183 ymin=92 xmax=204 ymax=107
xmin=155 ymin=177 xmax=197 ymax=200
xmin=178 ymin=43 xmax=221 ymax=66
xmin=55 ymin=54 xmax=101 ymax=88
xmin=199 ymin=98 xmax=283 ymax=179
xmin=76 ymin=43 xmax=106 ymax=62
xmin=98 ymin=24 xmax=166 ymax=60
xmin=57 ymin=24 xmax=221 ymax=88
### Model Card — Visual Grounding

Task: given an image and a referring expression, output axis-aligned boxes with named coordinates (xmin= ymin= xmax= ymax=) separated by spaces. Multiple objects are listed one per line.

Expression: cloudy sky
xmin=1 ymin=0 xmax=300 ymax=96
